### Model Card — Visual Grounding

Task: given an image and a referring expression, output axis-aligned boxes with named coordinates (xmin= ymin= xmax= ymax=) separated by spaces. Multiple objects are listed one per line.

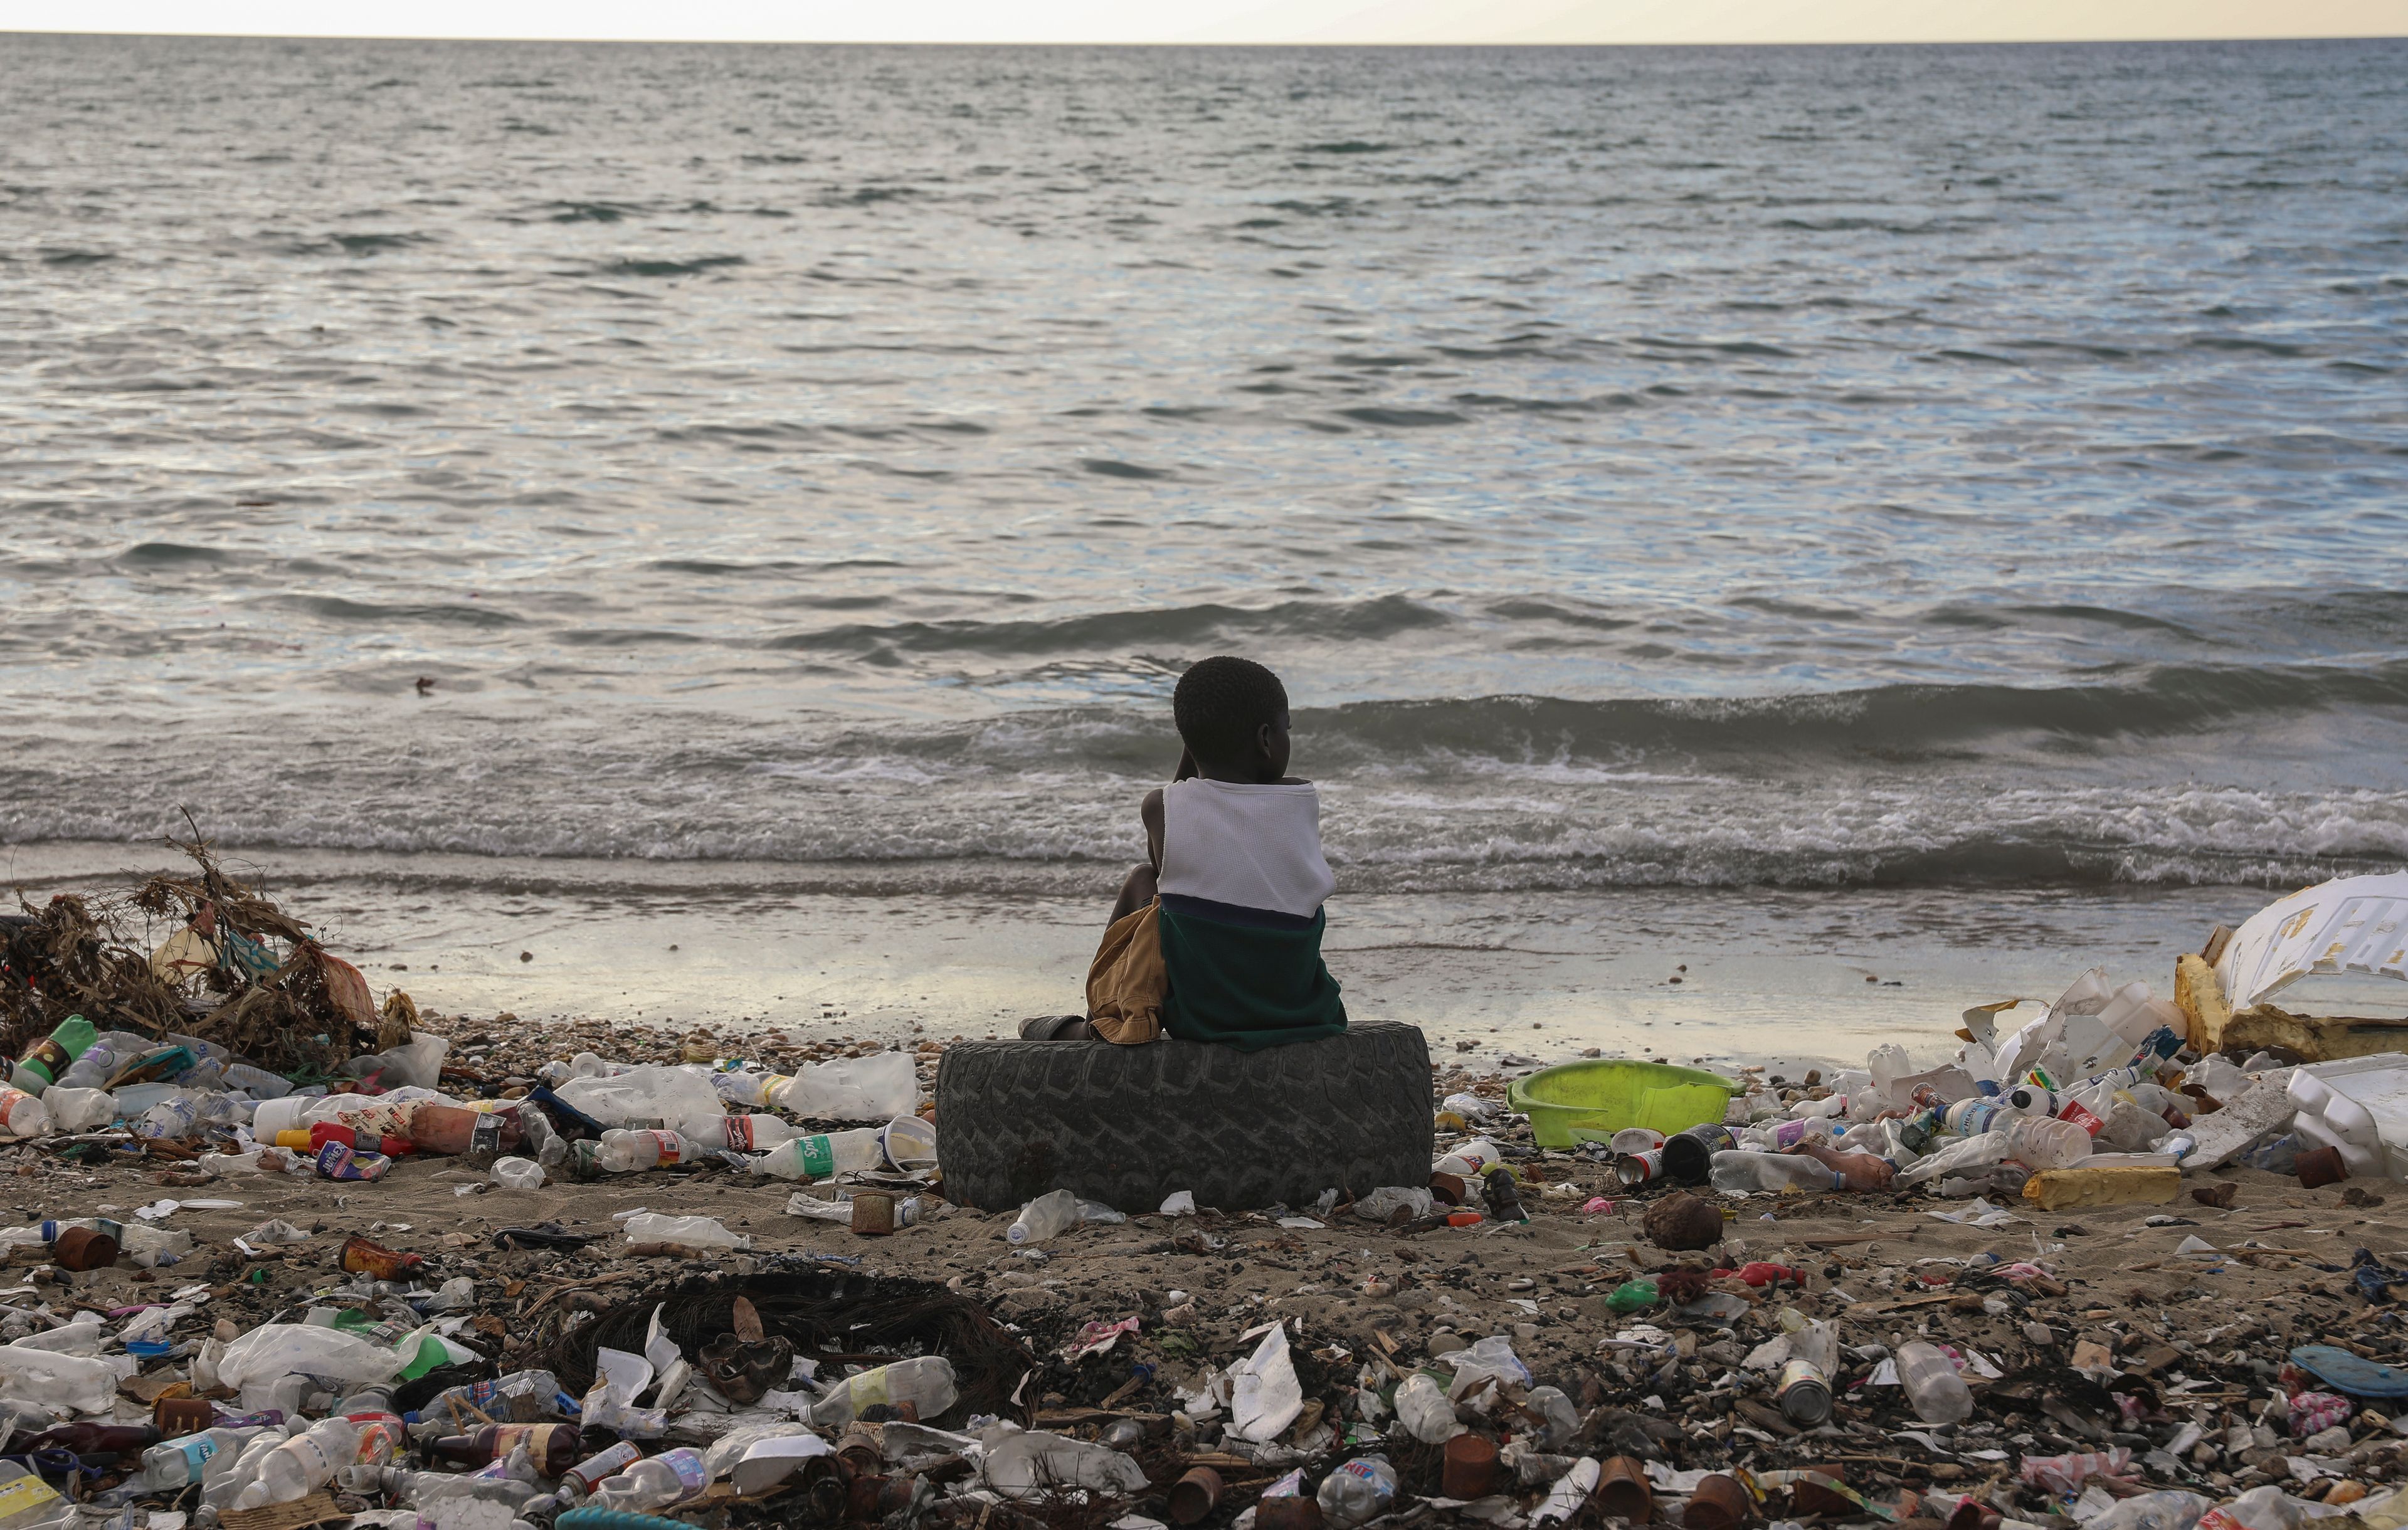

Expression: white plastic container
xmin=233 ymin=1417 xmax=360 ymax=1509
xmin=1894 ymin=1340 xmax=1973 ymax=1424
xmin=1394 ymin=1373 xmax=1464 ymax=1442
xmin=769 ymin=1052 xmax=918 ymax=1121
xmin=591 ymin=1448 xmax=710 ymax=1514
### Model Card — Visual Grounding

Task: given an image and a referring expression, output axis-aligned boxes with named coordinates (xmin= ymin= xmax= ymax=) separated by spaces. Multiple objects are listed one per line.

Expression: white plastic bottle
xmin=1708 ymin=1151 xmax=1839 ymax=1194
xmin=592 ymin=1448 xmax=710 ymax=1513
xmin=806 ymin=1356 xmax=958 ymax=1427
xmin=204 ymin=1428 xmax=296 ymax=1509
xmin=1394 ymin=1373 xmax=1464 ymax=1442
xmin=753 ymin=1128 xmax=885 ymax=1180
xmin=1433 ymin=1139 xmax=1501 ymax=1177
xmin=1007 ymin=1188 xmax=1082 ymax=1246
xmin=679 ymin=1114 xmax=800 ymax=1153
xmin=595 ymin=1129 xmax=696 ymax=1172
xmin=139 ymin=1427 xmax=272 ymax=1490
xmin=235 ymin=1417 xmax=361 ymax=1508
xmin=1316 ymin=1456 xmax=1398 ymax=1529
xmin=1894 ymin=1341 xmax=1973 ymax=1424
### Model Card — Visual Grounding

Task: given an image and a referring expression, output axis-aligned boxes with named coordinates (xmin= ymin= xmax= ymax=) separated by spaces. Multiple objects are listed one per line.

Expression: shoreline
xmin=0 ymin=840 xmax=2271 ymax=1071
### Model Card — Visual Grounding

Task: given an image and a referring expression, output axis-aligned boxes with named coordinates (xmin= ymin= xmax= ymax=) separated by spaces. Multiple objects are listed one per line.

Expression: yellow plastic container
xmin=2020 ymin=1164 xmax=2180 ymax=1210
xmin=1506 ymin=1060 xmax=1742 ymax=1149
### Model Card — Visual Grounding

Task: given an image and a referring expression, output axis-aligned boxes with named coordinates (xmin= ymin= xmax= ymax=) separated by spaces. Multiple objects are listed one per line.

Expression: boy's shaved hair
xmin=1173 ymin=657 xmax=1287 ymax=766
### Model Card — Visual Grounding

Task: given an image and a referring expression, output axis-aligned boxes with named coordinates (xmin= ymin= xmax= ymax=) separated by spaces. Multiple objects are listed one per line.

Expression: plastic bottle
xmin=591 ymin=1448 xmax=711 ymax=1513
xmin=1894 ymin=1341 xmax=1973 ymax=1425
xmin=0 ymin=1344 xmax=120 ymax=1413
xmin=1316 ymin=1455 xmax=1398 ymax=1529
xmin=1708 ymin=1151 xmax=1840 ymax=1194
xmin=679 ymin=1114 xmax=800 ymax=1153
xmin=406 ymin=1370 xmax=564 ymax=1435
xmin=768 ymin=1052 xmax=918 ymax=1119
xmin=235 ymin=1417 xmax=361 ymax=1508
xmin=1433 ymin=1139 xmax=1502 ymax=1177
xmin=224 ymin=1063 xmax=293 ymax=1098
xmin=622 ymin=1213 xmax=750 ymax=1250
xmin=562 ymin=1440 xmax=645 ymax=1497
xmin=1749 ymin=1117 xmax=1834 ymax=1152
xmin=1395 ymin=1373 xmax=1464 ymax=1442
xmin=595 ymin=1128 xmax=697 ymax=1172
xmin=11 ymin=1015 xmax=97 ymax=1095
xmin=0 ymin=1087 xmax=50 ymax=1139
xmin=37 ymin=1087 xmax=113 ymax=1134
xmin=2003 ymin=1115 xmax=2091 ymax=1170
xmin=754 ymin=1128 xmax=886 ymax=1180
xmin=1007 ymin=1188 xmax=1082 ymax=1246
xmin=0 ymin=1462 xmax=72 ymax=1530
xmin=806 ymin=1356 xmax=958 ymax=1428
xmin=1943 ymin=1097 xmax=2010 ymax=1137
xmin=205 ymin=1427 xmax=297 ymax=1510
xmin=138 ymin=1426 xmax=273 ymax=1490
xmin=428 ymin=1423 xmax=581 ymax=1476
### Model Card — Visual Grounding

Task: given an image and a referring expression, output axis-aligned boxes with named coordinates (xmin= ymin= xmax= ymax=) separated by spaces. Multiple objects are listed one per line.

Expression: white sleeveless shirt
xmin=1156 ymin=779 xmax=1337 ymax=921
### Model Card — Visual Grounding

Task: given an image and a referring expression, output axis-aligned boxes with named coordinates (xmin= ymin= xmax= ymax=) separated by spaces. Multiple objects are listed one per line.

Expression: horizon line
xmin=6 ymin=27 xmax=2404 ymax=45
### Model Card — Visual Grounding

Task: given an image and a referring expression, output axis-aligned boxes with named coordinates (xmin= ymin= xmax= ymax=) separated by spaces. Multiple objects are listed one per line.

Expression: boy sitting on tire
xmin=1026 ymin=656 xmax=1348 ymax=1050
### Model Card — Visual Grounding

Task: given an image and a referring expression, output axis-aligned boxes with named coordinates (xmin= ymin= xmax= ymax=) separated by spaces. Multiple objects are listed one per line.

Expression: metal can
xmin=1776 ymin=1358 xmax=1834 ymax=1427
xmin=1613 ymin=1149 xmax=1664 ymax=1186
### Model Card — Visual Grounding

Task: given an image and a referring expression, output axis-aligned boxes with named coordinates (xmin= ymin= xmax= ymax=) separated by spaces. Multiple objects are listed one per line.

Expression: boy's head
xmin=1173 ymin=656 xmax=1291 ymax=783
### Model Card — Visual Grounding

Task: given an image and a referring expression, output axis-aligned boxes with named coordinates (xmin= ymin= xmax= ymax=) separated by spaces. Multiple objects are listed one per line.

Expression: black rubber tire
xmin=934 ymin=1021 xmax=1434 ymax=1213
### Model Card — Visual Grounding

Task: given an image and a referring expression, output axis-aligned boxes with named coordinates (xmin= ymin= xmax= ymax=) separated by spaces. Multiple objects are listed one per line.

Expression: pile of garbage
xmin=3 ymin=865 xmax=2408 ymax=1530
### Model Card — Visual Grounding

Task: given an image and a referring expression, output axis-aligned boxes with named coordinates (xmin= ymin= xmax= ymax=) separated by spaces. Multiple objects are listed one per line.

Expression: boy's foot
xmin=1016 ymin=1015 xmax=1098 ymax=1041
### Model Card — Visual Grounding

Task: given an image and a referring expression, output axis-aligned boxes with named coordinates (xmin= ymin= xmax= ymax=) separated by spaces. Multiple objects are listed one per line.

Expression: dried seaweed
xmin=2 ymin=832 xmax=378 ymax=1077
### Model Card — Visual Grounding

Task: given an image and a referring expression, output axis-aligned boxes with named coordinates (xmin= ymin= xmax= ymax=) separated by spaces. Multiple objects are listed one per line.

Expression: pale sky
xmin=3 ymin=0 xmax=2403 ymax=45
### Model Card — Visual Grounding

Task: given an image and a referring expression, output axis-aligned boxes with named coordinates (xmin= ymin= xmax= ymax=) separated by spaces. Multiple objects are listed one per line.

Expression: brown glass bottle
xmin=425 ymin=1422 xmax=579 ymax=1477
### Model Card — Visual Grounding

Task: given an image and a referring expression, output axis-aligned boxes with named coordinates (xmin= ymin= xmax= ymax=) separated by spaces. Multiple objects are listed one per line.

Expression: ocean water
xmin=6 ymin=35 xmax=2408 ymax=922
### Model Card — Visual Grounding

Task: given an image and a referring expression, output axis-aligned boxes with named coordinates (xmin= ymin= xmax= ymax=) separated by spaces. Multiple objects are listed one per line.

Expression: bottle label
xmin=797 ymin=1136 xmax=837 ymax=1177
xmin=178 ymin=1435 xmax=220 ymax=1475
xmin=568 ymin=1440 xmax=643 ymax=1493
xmin=2057 ymin=1101 xmax=2106 ymax=1137
xmin=663 ymin=1448 xmax=710 ymax=1499
xmin=647 ymin=1130 xmax=684 ymax=1166
xmin=724 ymin=1117 xmax=755 ymax=1153
xmin=844 ymin=1366 xmax=892 ymax=1410
xmin=0 ymin=1476 xmax=63 ymax=1519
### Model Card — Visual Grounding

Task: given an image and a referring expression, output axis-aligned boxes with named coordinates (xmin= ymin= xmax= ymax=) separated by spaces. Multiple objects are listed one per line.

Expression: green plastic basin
xmin=1506 ymin=1058 xmax=1742 ymax=1149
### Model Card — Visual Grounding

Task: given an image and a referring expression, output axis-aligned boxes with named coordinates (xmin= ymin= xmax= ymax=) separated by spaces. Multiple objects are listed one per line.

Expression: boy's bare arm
xmin=1142 ymin=788 xmax=1166 ymax=872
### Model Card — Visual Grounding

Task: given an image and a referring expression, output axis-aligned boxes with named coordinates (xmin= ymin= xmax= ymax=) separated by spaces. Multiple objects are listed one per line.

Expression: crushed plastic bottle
xmin=591 ymin=1448 xmax=711 ymax=1513
xmin=621 ymin=1213 xmax=750 ymax=1250
xmin=808 ymin=1356 xmax=958 ymax=1428
xmin=1316 ymin=1455 xmax=1398 ymax=1528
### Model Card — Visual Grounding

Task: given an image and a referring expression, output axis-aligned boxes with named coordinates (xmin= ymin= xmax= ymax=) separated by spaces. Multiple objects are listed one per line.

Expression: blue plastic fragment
xmin=2292 ymin=1343 xmax=2408 ymax=1399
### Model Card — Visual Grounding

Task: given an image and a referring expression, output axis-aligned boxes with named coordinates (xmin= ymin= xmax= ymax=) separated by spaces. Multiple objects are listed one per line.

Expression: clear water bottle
xmin=1894 ymin=1341 xmax=1973 ymax=1424
xmin=233 ymin=1417 xmax=359 ymax=1508
xmin=679 ymin=1114 xmax=800 ymax=1153
xmin=2003 ymin=1116 xmax=2091 ymax=1170
xmin=1316 ymin=1456 xmax=1398 ymax=1528
xmin=1708 ymin=1151 xmax=1839 ymax=1194
xmin=139 ymin=1427 xmax=272 ymax=1490
xmin=594 ymin=1129 xmax=695 ymax=1172
xmin=1395 ymin=1373 xmax=1463 ymax=1443
xmin=754 ymin=1128 xmax=885 ymax=1180
xmin=591 ymin=1448 xmax=710 ymax=1513
xmin=1007 ymin=1188 xmax=1082 ymax=1246
xmin=807 ymin=1356 xmax=958 ymax=1427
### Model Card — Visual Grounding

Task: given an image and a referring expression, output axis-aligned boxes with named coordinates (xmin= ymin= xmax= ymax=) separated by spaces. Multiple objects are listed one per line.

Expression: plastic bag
xmin=978 ymin=1422 xmax=1149 ymax=1499
xmin=771 ymin=1052 xmax=918 ymax=1121
xmin=1227 ymin=1322 xmax=1304 ymax=1443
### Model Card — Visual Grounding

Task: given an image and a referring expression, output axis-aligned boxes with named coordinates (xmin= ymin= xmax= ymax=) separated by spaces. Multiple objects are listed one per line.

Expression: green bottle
xmin=13 ymin=1015 xmax=97 ymax=1096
